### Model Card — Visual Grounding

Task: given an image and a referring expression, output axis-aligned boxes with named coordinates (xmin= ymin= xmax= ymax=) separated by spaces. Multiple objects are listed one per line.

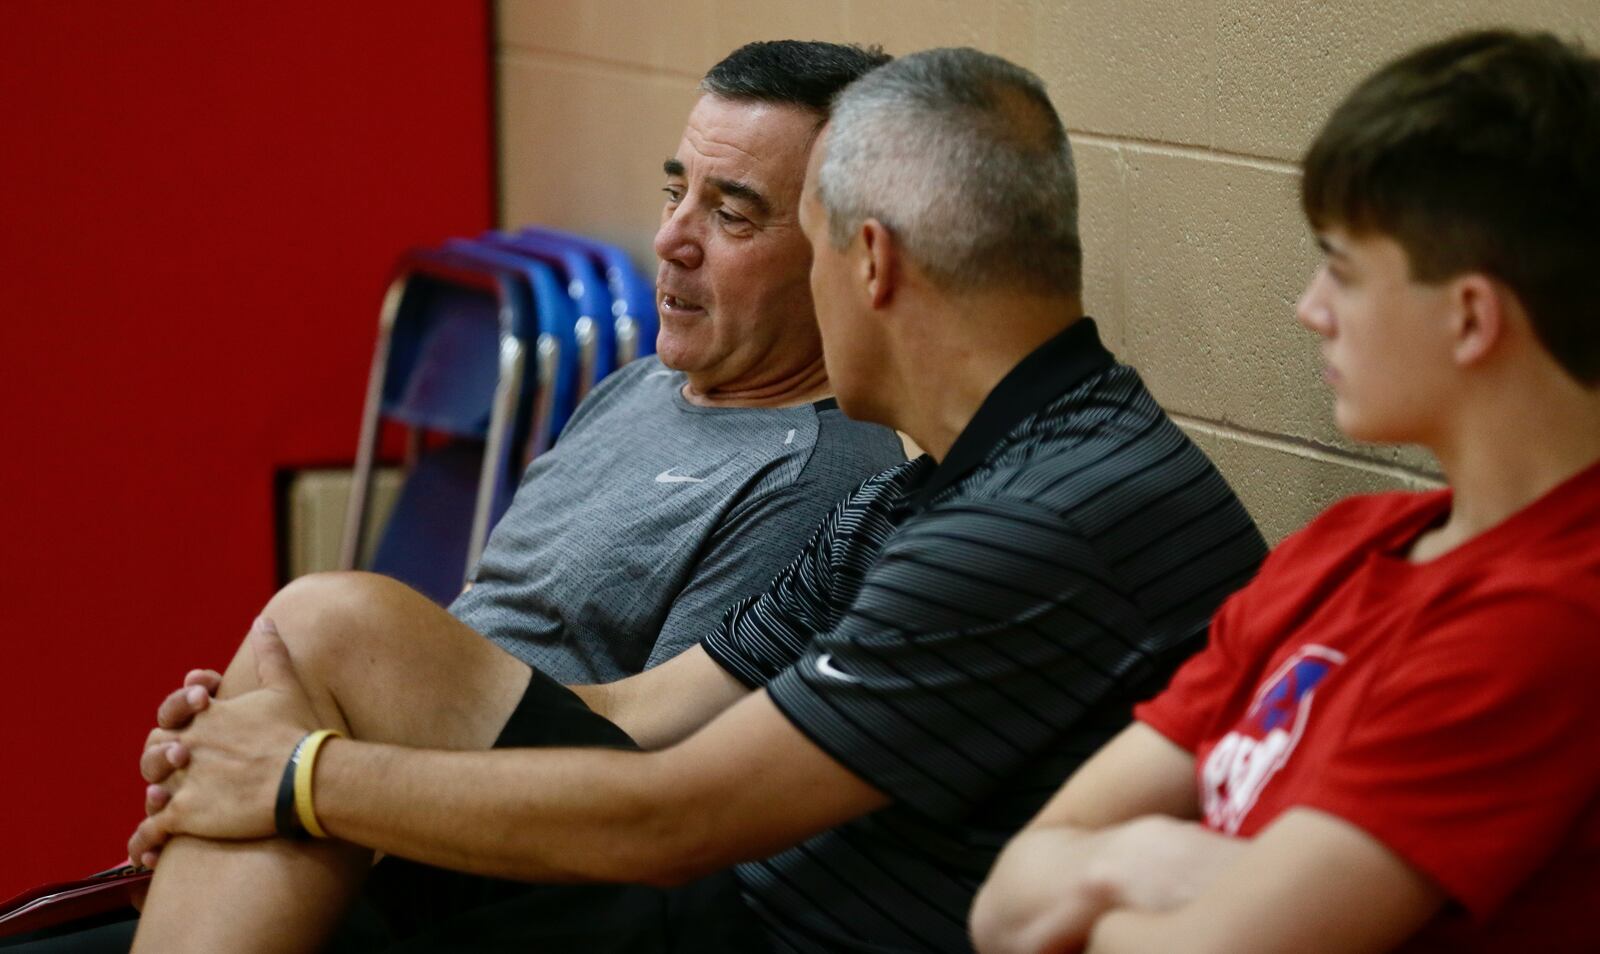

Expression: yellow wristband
xmin=292 ymin=729 xmax=342 ymax=839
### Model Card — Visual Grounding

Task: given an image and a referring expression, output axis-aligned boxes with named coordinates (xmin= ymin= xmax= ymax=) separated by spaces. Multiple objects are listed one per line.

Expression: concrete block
xmin=1071 ymin=138 xmax=1129 ymax=357
xmin=1123 ymin=149 xmax=1325 ymax=434
xmin=1120 ymin=148 xmax=1437 ymax=474
xmin=710 ymin=0 xmax=853 ymax=53
xmin=498 ymin=54 xmax=699 ymax=267
xmin=1215 ymin=0 xmax=1600 ymax=161
xmin=1024 ymin=0 xmax=1217 ymax=145
xmin=497 ymin=0 xmax=718 ymax=76
xmin=845 ymin=0 xmax=1001 ymax=53
xmin=1181 ymin=424 xmax=1438 ymax=546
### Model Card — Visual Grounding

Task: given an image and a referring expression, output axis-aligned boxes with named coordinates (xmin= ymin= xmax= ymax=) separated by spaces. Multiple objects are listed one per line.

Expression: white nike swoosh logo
xmin=814 ymin=653 xmax=861 ymax=684
xmin=655 ymin=468 xmax=707 ymax=484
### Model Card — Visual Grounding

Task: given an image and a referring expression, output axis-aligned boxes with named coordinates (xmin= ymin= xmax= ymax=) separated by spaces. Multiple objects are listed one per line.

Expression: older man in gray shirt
xmin=451 ymin=39 xmax=902 ymax=685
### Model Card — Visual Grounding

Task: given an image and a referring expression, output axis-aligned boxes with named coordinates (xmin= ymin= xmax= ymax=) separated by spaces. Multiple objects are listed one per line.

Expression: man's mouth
xmin=660 ymin=293 xmax=706 ymax=316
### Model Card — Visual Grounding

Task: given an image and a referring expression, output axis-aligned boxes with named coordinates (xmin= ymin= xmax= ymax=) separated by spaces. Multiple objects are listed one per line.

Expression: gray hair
xmin=817 ymin=47 xmax=1082 ymax=296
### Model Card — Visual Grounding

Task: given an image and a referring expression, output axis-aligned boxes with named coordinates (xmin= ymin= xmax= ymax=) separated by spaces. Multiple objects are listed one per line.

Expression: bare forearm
xmin=568 ymin=648 xmax=750 ymax=750
xmin=1085 ymin=908 xmax=1199 ymax=954
xmin=312 ymin=739 xmax=715 ymax=885
xmin=971 ymin=827 xmax=1111 ymax=954
xmin=973 ymin=818 xmax=1246 ymax=954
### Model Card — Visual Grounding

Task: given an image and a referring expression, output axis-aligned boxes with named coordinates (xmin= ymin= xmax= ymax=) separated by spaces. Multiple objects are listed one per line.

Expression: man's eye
xmin=662 ymin=187 xmax=683 ymax=203
xmin=714 ymin=209 xmax=748 ymax=226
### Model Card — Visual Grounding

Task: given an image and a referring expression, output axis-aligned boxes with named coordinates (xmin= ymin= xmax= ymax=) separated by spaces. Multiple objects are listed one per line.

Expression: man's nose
xmin=1296 ymin=267 xmax=1334 ymax=337
xmin=653 ymin=204 xmax=703 ymax=269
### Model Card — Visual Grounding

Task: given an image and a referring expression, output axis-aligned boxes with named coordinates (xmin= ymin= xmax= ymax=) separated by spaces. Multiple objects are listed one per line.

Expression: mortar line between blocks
xmin=499 ymin=46 xmax=704 ymax=84
xmin=1172 ymin=414 xmax=1444 ymax=485
xmin=1067 ymin=131 xmax=1301 ymax=176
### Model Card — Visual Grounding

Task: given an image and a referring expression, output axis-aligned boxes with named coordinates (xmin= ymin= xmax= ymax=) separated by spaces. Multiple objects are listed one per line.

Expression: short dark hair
xmin=700 ymin=40 xmax=891 ymax=114
xmin=1302 ymin=29 xmax=1600 ymax=385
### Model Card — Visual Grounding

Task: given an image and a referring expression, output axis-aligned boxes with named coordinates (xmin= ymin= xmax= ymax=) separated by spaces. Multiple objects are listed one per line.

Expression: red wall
xmin=0 ymin=2 xmax=493 ymax=896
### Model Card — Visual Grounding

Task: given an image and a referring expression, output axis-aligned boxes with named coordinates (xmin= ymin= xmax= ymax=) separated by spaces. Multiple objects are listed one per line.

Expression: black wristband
xmin=274 ymin=735 xmax=309 ymax=839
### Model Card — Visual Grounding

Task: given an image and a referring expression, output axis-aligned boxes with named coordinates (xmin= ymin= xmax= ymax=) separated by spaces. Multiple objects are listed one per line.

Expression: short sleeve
xmin=1135 ymin=586 xmax=1254 ymax=752
xmin=701 ymin=460 xmax=929 ymax=688
xmin=1135 ymin=501 xmax=1379 ymax=752
xmin=766 ymin=499 xmax=1158 ymax=822
xmin=648 ymin=480 xmax=847 ymax=670
xmin=1303 ymin=592 xmax=1600 ymax=919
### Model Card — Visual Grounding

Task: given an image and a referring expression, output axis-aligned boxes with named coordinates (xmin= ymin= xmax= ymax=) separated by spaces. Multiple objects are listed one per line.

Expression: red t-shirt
xmin=1138 ymin=459 xmax=1600 ymax=952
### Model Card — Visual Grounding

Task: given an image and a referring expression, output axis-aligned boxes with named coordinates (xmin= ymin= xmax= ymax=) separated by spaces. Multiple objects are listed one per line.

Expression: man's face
xmin=797 ymin=125 xmax=876 ymax=421
xmin=653 ymin=95 xmax=822 ymax=392
xmin=1296 ymin=227 xmax=1456 ymax=443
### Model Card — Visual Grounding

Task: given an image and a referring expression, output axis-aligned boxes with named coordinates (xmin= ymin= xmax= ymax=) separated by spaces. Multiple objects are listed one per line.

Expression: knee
xmin=259 ymin=571 xmax=404 ymax=666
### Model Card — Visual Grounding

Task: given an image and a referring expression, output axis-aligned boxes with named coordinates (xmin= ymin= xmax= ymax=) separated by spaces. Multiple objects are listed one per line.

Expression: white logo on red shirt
xmin=1200 ymin=644 xmax=1346 ymax=834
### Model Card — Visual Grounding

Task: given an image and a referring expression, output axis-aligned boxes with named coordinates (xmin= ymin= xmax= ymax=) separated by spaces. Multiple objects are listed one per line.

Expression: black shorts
xmin=6 ymin=666 xmax=768 ymax=953
xmin=352 ymin=665 xmax=769 ymax=952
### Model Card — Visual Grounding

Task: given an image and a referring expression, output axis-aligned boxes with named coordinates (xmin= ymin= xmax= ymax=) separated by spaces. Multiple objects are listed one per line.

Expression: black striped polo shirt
xmin=702 ymin=317 xmax=1267 ymax=953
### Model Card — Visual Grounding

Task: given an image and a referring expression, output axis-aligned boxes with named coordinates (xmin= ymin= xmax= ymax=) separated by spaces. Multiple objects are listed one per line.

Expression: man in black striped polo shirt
xmin=130 ymin=48 xmax=1265 ymax=953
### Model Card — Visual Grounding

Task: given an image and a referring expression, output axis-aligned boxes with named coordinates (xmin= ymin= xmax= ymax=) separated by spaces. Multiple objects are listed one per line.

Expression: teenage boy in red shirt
xmin=971 ymin=29 xmax=1600 ymax=954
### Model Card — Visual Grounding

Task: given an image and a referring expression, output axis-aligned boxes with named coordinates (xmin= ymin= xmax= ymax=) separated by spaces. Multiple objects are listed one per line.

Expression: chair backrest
xmin=472 ymin=231 xmax=617 ymax=403
xmin=437 ymin=239 xmax=583 ymax=459
xmin=516 ymin=227 xmax=659 ymax=365
xmin=341 ymin=249 xmax=537 ymax=604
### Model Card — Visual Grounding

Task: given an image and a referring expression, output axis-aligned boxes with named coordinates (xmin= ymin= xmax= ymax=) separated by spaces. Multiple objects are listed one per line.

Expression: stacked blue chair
xmin=339 ymin=231 xmax=658 ymax=605
xmin=340 ymin=249 xmax=547 ymax=603
xmin=473 ymin=231 xmax=615 ymax=404
xmin=439 ymin=238 xmax=583 ymax=468
xmin=518 ymin=227 xmax=659 ymax=368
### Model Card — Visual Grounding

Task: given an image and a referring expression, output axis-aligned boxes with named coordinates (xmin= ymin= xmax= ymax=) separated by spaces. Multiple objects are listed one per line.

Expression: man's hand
xmin=130 ymin=667 xmax=223 ymax=870
xmin=128 ymin=618 xmax=326 ymax=863
xmin=139 ymin=668 xmax=222 ymax=788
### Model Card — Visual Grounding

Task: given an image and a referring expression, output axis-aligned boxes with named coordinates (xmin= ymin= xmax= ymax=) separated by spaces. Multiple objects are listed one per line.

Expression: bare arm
xmin=314 ymin=687 xmax=883 ymax=884
xmin=971 ymin=723 xmax=1219 ymax=954
xmin=568 ymin=645 xmax=749 ymax=750
xmin=138 ymin=633 xmax=886 ymax=887
xmin=971 ymin=723 xmax=1443 ymax=954
xmin=1085 ymin=808 xmax=1442 ymax=954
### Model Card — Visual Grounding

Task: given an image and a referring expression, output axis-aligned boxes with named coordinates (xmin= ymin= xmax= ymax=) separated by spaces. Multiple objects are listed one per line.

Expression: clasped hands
xmin=128 ymin=617 xmax=324 ymax=868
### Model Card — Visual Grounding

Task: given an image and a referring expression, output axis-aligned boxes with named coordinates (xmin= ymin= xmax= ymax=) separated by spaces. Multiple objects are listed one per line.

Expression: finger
xmin=183 ymin=669 xmax=223 ymax=693
xmin=140 ymin=742 xmax=188 ymax=784
xmin=144 ymin=783 xmax=171 ymax=817
xmin=250 ymin=616 xmax=301 ymax=691
xmin=144 ymin=726 xmax=177 ymax=750
xmin=156 ymin=684 xmax=211 ymax=729
xmin=128 ymin=817 xmax=171 ymax=870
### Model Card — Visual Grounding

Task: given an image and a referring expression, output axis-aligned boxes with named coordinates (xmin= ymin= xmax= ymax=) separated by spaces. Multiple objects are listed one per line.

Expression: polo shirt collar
xmin=906 ymin=317 xmax=1113 ymax=508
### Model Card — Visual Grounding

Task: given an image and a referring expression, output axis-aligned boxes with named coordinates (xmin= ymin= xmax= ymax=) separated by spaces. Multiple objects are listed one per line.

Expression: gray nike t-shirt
xmin=449 ymin=356 xmax=905 ymax=684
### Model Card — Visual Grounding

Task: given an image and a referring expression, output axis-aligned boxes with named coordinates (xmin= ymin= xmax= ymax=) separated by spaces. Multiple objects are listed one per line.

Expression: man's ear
xmin=860 ymin=219 xmax=897 ymax=310
xmin=1449 ymin=273 xmax=1506 ymax=368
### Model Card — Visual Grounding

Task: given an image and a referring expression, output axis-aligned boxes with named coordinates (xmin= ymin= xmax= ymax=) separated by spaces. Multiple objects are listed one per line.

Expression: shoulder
xmin=1409 ymin=583 xmax=1600 ymax=674
xmin=1299 ymin=490 xmax=1439 ymax=541
xmin=1261 ymin=490 xmax=1444 ymax=573
xmin=977 ymin=365 xmax=1244 ymax=524
xmin=808 ymin=403 xmax=907 ymax=469
xmin=559 ymin=356 xmax=677 ymax=434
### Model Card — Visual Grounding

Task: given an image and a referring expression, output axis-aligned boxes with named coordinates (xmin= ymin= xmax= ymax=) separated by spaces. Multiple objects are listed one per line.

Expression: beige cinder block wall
xmin=496 ymin=1 xmax=1600 ymax=544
